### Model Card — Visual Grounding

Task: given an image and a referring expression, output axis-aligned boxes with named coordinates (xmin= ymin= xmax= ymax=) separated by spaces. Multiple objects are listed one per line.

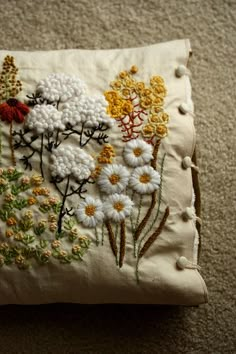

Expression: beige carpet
xmin=0 ymin=0 xmax=235 ymax=352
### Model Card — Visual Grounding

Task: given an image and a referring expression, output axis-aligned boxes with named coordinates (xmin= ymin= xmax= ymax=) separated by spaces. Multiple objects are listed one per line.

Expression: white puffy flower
xmin=97 ymin=164 xmax=130 ymax=194
xmin=26 ymin=104 xmax=65 ymax=134
xmin=129 ymin=166 xmax=160 ymax=194
xmin=123 ymin=139 xmax=153 ymax=167
xmin=50 ymin=145 xmax=95 ymax=180
xmin=75 ymin=196 xmax=104 ymax=228
xmin=103 ymin=194 xmax=134 ymax=222
xmin=61 ymin=94 xmax=114 ymax=128
xmin=37 ymin=73 xmax=86 ymax=102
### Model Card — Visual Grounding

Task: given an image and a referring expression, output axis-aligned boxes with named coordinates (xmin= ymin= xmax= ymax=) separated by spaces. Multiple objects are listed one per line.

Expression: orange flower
xmin=6 ymin=217 xmax=17 ymax=226
xmin=28 ymin=197 xmax=37 ymax=205
xmin=6 ymin=229 xmax=14 ymax=238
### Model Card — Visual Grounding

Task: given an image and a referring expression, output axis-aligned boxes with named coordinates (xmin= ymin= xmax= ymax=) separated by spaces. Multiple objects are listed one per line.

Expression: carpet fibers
xmin=0 ymin=0 xmax=235 ymax=353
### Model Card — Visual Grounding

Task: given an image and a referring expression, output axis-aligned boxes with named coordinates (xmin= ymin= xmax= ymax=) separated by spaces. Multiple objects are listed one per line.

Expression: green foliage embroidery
xmin=0 ymin=167 xmax=91 ymax=270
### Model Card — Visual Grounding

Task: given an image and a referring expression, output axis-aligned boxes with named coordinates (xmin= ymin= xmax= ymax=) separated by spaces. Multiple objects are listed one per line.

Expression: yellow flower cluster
xmin=142 ymin=111 xmax=169 ymax=139
xmin=97 ymin=144 xmax=116 ymax=164
xmin=91 ymin=144 xmax=116 ymax=179
xmin=105 ymin=90 xmax=133 ymax=119
xmin=32 ymin=187 xmax=50 ymax=196
xmin=104 ymin=66 xmax=169 ymax=140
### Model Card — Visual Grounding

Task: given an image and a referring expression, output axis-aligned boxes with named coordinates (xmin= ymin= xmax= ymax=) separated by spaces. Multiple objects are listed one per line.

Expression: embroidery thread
xmin=0 ymin=56 xmax=29 ymax=165
xmin=105 ymin=66 xmax=169 ymax=145
xmin=0 ymin=167 xmax=91 ymax=269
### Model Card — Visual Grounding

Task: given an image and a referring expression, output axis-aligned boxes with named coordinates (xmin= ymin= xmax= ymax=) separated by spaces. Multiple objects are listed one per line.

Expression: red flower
xmin=0 ymin=98 xmax=29 ymax=123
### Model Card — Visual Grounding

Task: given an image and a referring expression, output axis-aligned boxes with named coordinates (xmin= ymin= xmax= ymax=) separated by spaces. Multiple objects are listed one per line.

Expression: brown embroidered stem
xmin=134 ymin=139 xmax=161 ymax=241
xmin=138 ymin=206 xmax=169 ymax=259
xmin=105 ymin=221 xmax=118 ymax=258
xmin=134 ymin=191 xmax=157 ymax=241
xmin=151 ymin=139 xmax=161 ymax=169
xmin=9 ymin=121 xmax=16 ymax=166
xmin=119 ymin=220 xmax=126 ymax=268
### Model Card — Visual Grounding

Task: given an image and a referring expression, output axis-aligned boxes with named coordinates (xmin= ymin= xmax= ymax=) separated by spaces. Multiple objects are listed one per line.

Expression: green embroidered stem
xmin=57 ymin=175 xmax=70 ymax=234
xmin=95 ymin=227 xmax=99 ymax=246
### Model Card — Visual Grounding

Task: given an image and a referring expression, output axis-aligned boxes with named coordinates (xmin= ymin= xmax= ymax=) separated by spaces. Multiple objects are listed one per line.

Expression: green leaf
xmin=13 ymin=198 xmax=28 ymax=210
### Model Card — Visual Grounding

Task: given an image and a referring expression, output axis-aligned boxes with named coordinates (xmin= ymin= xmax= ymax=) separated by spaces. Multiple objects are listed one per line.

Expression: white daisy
xmin=37 ymin=73 xmax=86 ymax=102
xmin=123 ymin=139 xmax=153 ymax=167
xmin=103 ymin=194 xmax=134 ymax=222
xmin=75 ymin=196 xmax=104 ymax=228
xmin=61 ymin=94 xmax=114 ymax=128
xmin=26 ymin=104 xmax=65 ymax=134
xmin=50 ymin=145 xmax=95 ymax=180
xmin=129 ymin=166 xmax=160 ymax=194
xmin=97 ymin=164 xmax=130 ymax=194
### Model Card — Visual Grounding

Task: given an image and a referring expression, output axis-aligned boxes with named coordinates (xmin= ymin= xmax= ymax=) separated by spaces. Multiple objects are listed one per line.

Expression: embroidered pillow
xmin=0 ymin=40 xmax=208 ymax=305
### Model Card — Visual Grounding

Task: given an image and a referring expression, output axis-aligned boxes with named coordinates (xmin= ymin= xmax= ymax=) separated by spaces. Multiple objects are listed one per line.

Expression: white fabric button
xmin=178 ymin=102 xmax=190 ymax=114
xmin=182 ymin=156 xmax=192 ymax=169
xmin=177 ymin=256 xmax=188 ymax=269
xmin=182 ymin=207 xmax=194 ymax=221
xmin=175 ymin=65 xmax=188 ymax=78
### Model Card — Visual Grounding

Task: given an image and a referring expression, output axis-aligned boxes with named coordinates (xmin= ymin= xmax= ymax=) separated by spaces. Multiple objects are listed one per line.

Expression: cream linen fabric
xmin=0 ymin=39 xmax=208 ymax=305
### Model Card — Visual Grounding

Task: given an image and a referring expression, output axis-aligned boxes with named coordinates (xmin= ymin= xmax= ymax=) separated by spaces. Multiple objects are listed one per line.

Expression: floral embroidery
xmin=97 ymin=144 xmax=115 ymax=164
xmin=27 ymin=104 xmax=65 ymax=134
xmin=75 ymin=196 xmax=104 ymax=229
xmin=97 ymin=164 xmax=130 ymax=194
xmin=123 ymin=139 xmax=153 ymax=167
xmin=37 ymin=73 xmax=86 ymax=102
xmin=0 ymin=167 xmax=91 ymax=269
xmin=129 ymin=165 xmax=160 ymax=194
xmin=14 ymin=76 xmax=113 ymax=179
xmin=104 ymin=66 xmax=169 ymax=145
xmin=0 ymin=56 xmax=29 ymax=165
xmin=0 ymin=58 xmax=171 ymax=282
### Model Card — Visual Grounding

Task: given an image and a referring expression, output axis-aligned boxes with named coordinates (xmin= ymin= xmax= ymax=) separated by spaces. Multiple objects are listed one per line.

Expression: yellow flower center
xmin=85 ymin=205 xmax=96 ymax=216
xmin=113 ymin=202 xmax=124 ymax=212
xmin=133 ymin=147 xmax=142 ymax=157
xmin=139 ymin=174 xmax=151 ymax=184
xmin=109 ymin=174 xmax=120 ymax=185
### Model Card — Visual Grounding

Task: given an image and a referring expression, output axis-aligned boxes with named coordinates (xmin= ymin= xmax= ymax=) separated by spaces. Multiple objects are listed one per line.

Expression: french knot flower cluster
xmin=50 ymin=145 xmax=95 ymax=180
xmin=37 ymin=73 xmax=86 ymax=102
xmin=61 ymin=94 xmax=114 ymax=128
xmin=26 ymin=104 xmax=65 ymax=134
